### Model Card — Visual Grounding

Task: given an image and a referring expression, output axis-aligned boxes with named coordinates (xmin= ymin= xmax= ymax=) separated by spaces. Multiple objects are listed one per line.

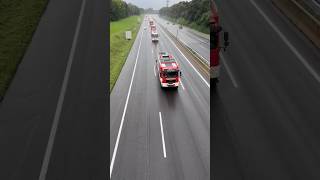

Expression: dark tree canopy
xmin=159 ymin=0 xmax=210 ymax=33
xmin=111 ymin=0 xmax=142 ymax=21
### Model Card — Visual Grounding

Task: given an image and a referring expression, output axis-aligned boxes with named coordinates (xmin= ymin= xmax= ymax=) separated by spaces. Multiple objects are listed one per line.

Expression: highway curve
xmin=110 ymin=15 xmax=210 ymax=180
xmin=213 ymin=0 xmax=320 ymax=180
xmin=0 ymin=0 xmax=108 ymax=179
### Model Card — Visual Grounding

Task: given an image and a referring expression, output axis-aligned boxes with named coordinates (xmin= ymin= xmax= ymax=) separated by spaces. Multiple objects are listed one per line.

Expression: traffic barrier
xmin=157 ymin=21 xmax=209 ymax=68
xmin=272 ymin=0 xmax=320 ymax=48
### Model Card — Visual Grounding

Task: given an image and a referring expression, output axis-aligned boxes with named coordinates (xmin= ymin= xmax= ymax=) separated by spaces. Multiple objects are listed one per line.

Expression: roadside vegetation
xmin=110 ymin=15 xmax=142 ymax=91
xmin=110 ymin=0 xmax=142 ymax=91
xmin=159 ymin=0 xmax=210 ymax=34
xmin=111 ymin=0 xmax=143 ymax=21
xmin=0 ymin=0 xmax=48 ymax=100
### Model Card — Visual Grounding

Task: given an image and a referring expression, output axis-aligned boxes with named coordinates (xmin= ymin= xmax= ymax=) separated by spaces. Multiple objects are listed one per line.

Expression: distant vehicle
xmin=211 ymin=0 xmax=229 ymax=86
xmin=151 ymin=30 xmax=159 ymax=42
xmin=149 ymin=19 xmax=154 ymax=26
xmin=156 ymin=52 xmax=181 ymax=88
xmin=150 ymin=24 xmax=156 ymax=31
xmin=144 ymin=27 xmax=147 ymax=30
xmin=179 ymin=25 xmax=183 ymax=29
xmin=167 ymin=22 xmax=169 ymax=25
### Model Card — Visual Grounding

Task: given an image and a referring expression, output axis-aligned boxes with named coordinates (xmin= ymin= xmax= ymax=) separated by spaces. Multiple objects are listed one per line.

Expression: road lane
xmin=110 ymin=15 xmax=210 ymax=180
xmin=155 ymin=15 xmax=210 ymax=62
xmin=0 ymin=0 xmax=108 ymax=179
xmin=213 ymin=0 xmax=320 ymax=179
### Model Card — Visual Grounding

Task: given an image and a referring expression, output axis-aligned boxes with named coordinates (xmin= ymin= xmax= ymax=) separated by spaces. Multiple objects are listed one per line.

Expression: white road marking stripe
xmin=180 ymin=39 xmax=209 ymax=64
xmin=180 ymin=80 xmax=185 ymax=90
xmin=159 ymin=112 xmax=167 ymax=158
xmin=249 ymin=0 xmax=320 ymax=83
xmin=159 ymin=26 xmax=210 ymax=88
xmin=110 ymin=29 xmax=145 ymax=178
xmin=220 ymin=54 xmax=239 ymax=88
xmin=154 ymin=65 xmax=156 ymax=77
xmin=312 ymin=0 xmax=320 ymax=9
xmin=38 ymin=0 xmax=87 ymax=179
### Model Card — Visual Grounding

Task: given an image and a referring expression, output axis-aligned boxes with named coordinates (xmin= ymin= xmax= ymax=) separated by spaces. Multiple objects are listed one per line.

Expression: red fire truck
xmin=151 ymin=30 xmax=159 ymax=42
xmin=156 ymin=52 xmax=181 ymax=88
xmin=210 ymin=0 xmax=229 ymax=86
xmin=149 ymin=19 xmax=154 ymax=26
xmin=151 ymin=24 xmax=156 ymax=31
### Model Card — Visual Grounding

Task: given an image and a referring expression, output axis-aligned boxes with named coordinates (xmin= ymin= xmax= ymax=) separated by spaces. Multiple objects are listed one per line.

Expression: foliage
xmin=159 ymin=0 xmax=210 ymax=34
xmin=111 ymin=0 xmax=142 ymax=21
xmin=0 ymin=0 xmax=48 ymax=99
xmin=110 ymin=16 xmax=141 ymax=91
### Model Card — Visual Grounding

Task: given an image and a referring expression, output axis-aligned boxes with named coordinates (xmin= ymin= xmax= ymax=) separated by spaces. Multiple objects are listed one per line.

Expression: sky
xmin=124 ymin=0 xmax=189 ymax=10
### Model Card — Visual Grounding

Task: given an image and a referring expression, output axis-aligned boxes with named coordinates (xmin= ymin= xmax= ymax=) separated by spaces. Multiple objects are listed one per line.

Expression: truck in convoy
xmin=156 ymin=52 xmax=181 ymax=88
xmin=151 ymin=24 xmax=156 ymax=31
xmin=210 ymin=0 xmax=229 ymax=86
xmin=149 ymin=19 xmax=154 ymax=26
xmin=151 ymin=30 xmax=159 ymax=42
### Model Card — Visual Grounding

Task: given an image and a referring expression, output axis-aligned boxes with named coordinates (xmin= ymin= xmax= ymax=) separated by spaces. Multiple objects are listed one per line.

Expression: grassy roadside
xmin=0 ymin=0 xmax=48 ymax=100
xmin=110 ymin=15 xmax=142 ymax=91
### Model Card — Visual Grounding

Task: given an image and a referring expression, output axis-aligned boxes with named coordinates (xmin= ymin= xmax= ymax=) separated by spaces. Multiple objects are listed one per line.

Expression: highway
xmin=155 ymin=15 xmax=210 ymax=63
xmin=213 ymin=0 xmax=320 ymax=180
xmin=0 ymin=0 xmax=108 ymax=179
xmin=110 ymin=15 xmax=210 ymax=180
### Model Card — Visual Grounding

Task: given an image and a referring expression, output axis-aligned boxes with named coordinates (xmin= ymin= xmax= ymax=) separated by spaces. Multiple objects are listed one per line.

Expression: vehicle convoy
xmin=151 ymin=30 xmax=159 ymax=42
xmin=210 ymin=0 xmax=229 ymax=86
xmin=156 ymin=52 xmax=181 ymax=88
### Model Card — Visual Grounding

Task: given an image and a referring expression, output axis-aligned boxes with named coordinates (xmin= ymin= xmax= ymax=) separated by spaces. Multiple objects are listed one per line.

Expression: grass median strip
xmin=110 ymin=15 xmax=142 ymax=91
xmin=0 ymin=0 xmax=48 ymax=100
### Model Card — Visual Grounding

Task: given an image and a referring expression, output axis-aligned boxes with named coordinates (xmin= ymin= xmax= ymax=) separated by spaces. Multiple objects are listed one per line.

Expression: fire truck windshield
xmin=152 ymin=33 xmax=158 ymax=38
xmin=210 ymin=25 xmax=221 ymax=49
xmin=165 ymin=70 xmax=179 ymax=78
xmin=210 ymin=33 xmax=218 ymax=49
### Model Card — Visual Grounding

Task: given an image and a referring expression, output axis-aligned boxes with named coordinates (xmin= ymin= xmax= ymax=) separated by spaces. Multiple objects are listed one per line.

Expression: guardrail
xmin=156 ymin=21 xmax=209 ymax=68
xmin=272 ymin=0 xmax=320 ymax=48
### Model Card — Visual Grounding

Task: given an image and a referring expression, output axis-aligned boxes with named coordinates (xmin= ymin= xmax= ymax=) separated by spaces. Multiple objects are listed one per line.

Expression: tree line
xmin=159 ymin=0 xmax=210 ymax=33
xmin=111 ymin=0 xmax=143 ymax=21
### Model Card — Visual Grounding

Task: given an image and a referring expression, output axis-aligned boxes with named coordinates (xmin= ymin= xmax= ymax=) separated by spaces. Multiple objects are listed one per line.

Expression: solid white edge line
xmin=110 ymin=29 xmax=144 ymax=178
xmin=249 ymin=0 xmax=320 ymax=83
xmin=38 ymin=0 xmax=87 ymax=179
xmin=180 ymin=79 xmax=185 ymax=90
xmin=180 ymin=39 xmax=209 ymax=64
xmin=159 ymin=26 xmax=210 ymax=88
xmin=220 ymin=54 xmax=239 ymax=88
xmin=159 ymin=112 xmax=167 ymax=158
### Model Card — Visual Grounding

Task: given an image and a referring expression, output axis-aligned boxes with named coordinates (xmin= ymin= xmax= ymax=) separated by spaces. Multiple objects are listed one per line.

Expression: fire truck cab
xmin=151 ymin=24 xmax=156 ymax=31
xmin=149 ymin=19 xmax=154 ymax=26
xmin=210 ymin=0 xmax=229 ymax=86
xmin=156 ymin=52 xmax=181 ymax=88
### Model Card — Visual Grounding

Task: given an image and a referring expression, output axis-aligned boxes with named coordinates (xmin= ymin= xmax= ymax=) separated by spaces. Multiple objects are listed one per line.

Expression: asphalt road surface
xmin=155 ymin=15 xmax=210 ymax=63
xmin=0 ymin=0 xmax=108 ymax=179
xmin=213 ymin=0 xmax=320 ymax=180
xmin=110 ymin=15 xmax=210 ymax=180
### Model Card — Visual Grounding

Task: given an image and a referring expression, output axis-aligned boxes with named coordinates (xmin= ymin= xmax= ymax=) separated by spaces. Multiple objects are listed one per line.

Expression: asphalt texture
xmin=0 ymin=0 xmax=109 ymax=179
xmin=213 ymin=0 xmax=320 ymax=180
xmin=155 ymin=16 xmax=210 ymax=62
xmin=110 ymin=15 xmax=210 ymax=180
